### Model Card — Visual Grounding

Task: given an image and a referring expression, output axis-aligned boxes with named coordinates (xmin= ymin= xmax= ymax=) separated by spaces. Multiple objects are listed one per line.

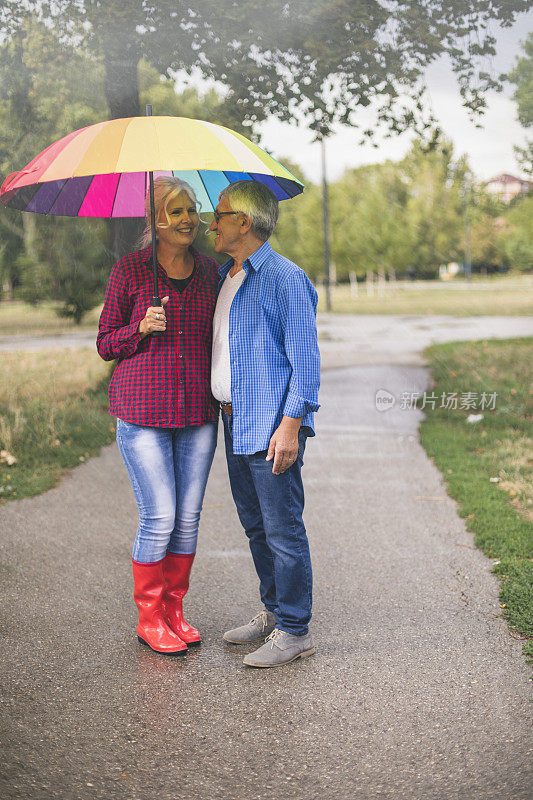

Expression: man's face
xmin=208 ymin=195 xmax=242 ymax=255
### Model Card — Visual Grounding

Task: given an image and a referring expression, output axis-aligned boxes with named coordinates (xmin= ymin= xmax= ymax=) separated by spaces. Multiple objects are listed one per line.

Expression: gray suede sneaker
xmin=223 ymin=610 xmax=277 ymax=644
xmin=242 ymin=628 xmax=315 ymax=668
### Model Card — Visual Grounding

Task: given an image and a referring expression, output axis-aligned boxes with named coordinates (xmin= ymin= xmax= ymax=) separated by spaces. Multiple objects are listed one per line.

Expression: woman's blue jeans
xmin=222 ymin=411 xmax=313 ymax=636
xmin=116 ymin=418 xmax=217 ymax=563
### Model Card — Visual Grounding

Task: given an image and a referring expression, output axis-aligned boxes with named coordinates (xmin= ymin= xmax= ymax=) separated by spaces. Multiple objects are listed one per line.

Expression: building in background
xmin=485 ymin=173 xmax=531 ymax=203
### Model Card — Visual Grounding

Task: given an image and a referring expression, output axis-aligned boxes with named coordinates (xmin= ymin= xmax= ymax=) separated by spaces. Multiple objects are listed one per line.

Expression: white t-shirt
xmin=211 ymin=268 xmax=246 ymax=403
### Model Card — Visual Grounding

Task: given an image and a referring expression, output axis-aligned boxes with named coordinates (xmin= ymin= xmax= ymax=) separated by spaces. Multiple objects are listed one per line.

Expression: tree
xmin=14 ymin=0 xmax=524 ymax=139
xmin=2 ymin=1 xmax=530 ymax=281
xmin=509 ymin=31 xmax=533 ymax=176
xmin=402 ymin=139 xmax=469 ymax=277
xmin=270 ymin=161 xmax=325 ymax=279
xmin=326 ymin=162 xmax=413 ymax=280
xmin=271 ymin=138 xmax=482 ymax=280
xmin=0 ymin=17 xmax=240 ymax=318
xmin=0 ymin=13 xmax=107 ymax=305
xmin=469 ymin=193 xmax=509 ymax=273
xmin=1 ymin=0 xmax=527 ymax=254
xmin=501 ymin=195 xmax=533 ymax=272
xmin=18 ymin=218 xmax=111 ymax=324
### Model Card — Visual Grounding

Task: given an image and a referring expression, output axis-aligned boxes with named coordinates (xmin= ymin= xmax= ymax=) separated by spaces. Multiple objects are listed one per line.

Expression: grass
xmin=419 ymin=337 xmax=533 ymax=661
xmin=0 ymin=274 xmax=532 ymax=336
xmin=0 ymin=349 xmax=115 ymax=502
xmin=318 ymin=274 xmax=533 ymax=316
xmin=0 ymin=301 xmax=102 ymax=336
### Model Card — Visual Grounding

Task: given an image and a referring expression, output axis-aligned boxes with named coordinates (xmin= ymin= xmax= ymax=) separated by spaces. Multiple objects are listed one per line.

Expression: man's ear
xmin=240 ymin=214 xmax=252 ymax=234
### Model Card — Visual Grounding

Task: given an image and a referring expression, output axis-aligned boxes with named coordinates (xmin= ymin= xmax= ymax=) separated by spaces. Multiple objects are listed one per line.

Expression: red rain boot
xmin=162 ymin=552 xmax=201 ymax=646
xmin=132 ymin=558 xmax=188 ymax=655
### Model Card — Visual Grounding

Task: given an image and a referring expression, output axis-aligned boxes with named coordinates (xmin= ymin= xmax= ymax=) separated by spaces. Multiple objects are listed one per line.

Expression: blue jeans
xmin=116 ymin=419 xmax=217 ymax=563
xmin=222 ymin=411 xmax=313 ymax=636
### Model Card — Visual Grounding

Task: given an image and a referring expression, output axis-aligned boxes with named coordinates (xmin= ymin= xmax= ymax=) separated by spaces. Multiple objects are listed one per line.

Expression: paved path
xmin=2 ymin=314 xmax=533 ymax=356
xmin=1 ymin=316 xmax=532 ymax=800
xmin=0 ymin=314 xmax=533 ymax=354
xmin=317 ymin=313 xmax=533 ymax=367
xmin=0 ymin=330 xmax=97 ymax=352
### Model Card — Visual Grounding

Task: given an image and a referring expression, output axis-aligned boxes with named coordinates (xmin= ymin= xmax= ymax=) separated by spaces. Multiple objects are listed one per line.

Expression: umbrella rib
xmin=10 ymin=183 xmax=41 ymax=213
xmin=43 ymin=179 xmax=69 ymax=215
xmin=110 ymin=172 xmax=122 ymax=218
xmin=197 ymin=171 xmax=214 ymax=210
xmin=74 ymin=175 xmax=95 ymax=217
xmin=115 ymin=119 xmax=133 ymax=175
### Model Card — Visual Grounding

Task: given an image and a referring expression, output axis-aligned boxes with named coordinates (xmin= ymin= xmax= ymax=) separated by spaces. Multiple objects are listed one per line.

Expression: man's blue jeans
xmin=116 ymin=419 xmax=217 ymax=563
xmin=222 ymin=411 xmax=313 ymax=636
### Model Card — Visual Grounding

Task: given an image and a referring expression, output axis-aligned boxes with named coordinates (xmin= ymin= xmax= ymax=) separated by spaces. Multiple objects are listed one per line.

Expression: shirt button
xmin=178 ymin=330 xmax=183 ymax=334
xmin=178 ymin=354 xmax=183 ymax=359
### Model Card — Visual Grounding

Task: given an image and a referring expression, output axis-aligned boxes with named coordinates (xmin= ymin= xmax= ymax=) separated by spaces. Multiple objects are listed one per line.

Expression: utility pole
xmin=321 ymin=136 xmax=332 ymax=311
xmin=463 ymin=177 xmax=472 ymax=281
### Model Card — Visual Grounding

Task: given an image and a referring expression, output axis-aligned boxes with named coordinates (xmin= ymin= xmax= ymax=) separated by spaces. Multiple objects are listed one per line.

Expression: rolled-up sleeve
xmin=278 ymin=271 xmax=321 ymax=418
xmin=96 ymin=264 xmax=142 ymax=361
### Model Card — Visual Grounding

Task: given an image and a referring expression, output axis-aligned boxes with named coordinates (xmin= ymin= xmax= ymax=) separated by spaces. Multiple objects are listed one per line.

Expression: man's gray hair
xmin=219 ymin=181 xmax=279 ymax=241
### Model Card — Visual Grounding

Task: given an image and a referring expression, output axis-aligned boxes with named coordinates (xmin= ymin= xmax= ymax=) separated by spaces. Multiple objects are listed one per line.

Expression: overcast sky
xmin=255 ymin=9 xmax=533 ymax=185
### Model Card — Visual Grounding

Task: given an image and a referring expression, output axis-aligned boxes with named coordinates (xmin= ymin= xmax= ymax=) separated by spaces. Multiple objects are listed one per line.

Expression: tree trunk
xmin=102 ymin=41 xmax=144 ymax=262
xmin=22 ymin=212 xmax=38 ymax=264
xmin=103 ymin=45 xmax=141 ymax=120
xmin=106 ymin=218 xmax=144 ymax=264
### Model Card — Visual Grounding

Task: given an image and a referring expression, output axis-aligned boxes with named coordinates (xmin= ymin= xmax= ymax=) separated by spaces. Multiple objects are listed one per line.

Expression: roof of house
xmin=486 ymin=173 xmax=530 ymax=186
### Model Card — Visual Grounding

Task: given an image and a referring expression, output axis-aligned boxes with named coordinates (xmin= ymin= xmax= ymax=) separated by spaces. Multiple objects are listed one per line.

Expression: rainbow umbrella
xmin=0 ymin=109 xmax=304 ymax=304
xmin=0 ymin=115 xmax=303 ymax=216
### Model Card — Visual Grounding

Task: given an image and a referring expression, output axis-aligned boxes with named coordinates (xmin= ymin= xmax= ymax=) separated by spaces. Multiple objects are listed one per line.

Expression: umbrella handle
xmin=150 ymin=296 xmax=163 ymax=337
xmin=146 ymin=105 xmax=164 ymax=338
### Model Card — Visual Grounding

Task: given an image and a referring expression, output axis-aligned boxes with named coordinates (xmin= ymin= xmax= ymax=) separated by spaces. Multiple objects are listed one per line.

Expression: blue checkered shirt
xmin=218 ymin=240 xmax=320 ymax=455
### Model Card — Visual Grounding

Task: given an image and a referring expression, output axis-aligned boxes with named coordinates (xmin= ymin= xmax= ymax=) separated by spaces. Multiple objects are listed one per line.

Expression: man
xmin=209 ymin=181 xmax=320 ymax=668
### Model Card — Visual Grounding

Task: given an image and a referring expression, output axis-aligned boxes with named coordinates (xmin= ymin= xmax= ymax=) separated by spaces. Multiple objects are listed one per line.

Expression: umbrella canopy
xmin=0 ymin=116 xmax=304 ymax=217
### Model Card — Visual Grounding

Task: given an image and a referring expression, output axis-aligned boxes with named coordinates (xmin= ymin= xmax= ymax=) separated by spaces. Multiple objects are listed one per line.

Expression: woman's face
xmin=157 ymin=190 xmax=199 ymax=249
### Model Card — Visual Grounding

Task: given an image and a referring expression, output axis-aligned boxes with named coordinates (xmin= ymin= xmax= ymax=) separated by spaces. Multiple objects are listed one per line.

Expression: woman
xmin=97 ymin=177 xmax=219 ymax=656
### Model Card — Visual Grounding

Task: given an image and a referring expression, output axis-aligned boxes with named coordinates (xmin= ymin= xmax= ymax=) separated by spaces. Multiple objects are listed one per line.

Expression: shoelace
xmin=265 ymin=628 xmax=283 ymax=649
xmin=249 ymin=611 xmax=270 ymax=633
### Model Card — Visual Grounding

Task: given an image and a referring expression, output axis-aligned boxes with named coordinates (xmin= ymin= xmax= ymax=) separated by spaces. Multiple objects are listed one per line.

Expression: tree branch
xmin=0 ymin=213 xmax=24 ymax=239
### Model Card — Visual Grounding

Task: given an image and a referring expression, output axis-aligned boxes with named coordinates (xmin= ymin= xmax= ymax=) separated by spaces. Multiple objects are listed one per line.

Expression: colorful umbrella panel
xmin=2 ymin=169 xmax=301 ymax=218
xmin=0 ymin=117 xmax=304 ymax=218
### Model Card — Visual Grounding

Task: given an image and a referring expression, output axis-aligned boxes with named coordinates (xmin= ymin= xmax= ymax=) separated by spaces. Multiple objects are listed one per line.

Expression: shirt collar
xmin=218 ymin=240 xmax=272 ymax=279
xmin=142 ymin=246 xmax=201 ymax=280
xmin=141 ymin=247 xmax=153 ymax=266
xmin=246 ymin=240 xmax=272 ymax=272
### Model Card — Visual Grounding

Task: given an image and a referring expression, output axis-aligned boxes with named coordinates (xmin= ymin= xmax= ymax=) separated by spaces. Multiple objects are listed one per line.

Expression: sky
xmin=253 ymin=9 xmax=533 ymax=185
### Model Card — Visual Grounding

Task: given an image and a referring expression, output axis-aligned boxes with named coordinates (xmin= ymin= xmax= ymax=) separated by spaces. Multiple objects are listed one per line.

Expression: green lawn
xmin=0 ymin=349 xmax=115 ymax=502
xmin=318 ymin=275 xmax=533 ymax=316
xmin=0 ymin=274 xmax=532 ymax=337
xmin=0 ymin=301 xmax=102 ymax=336
xmin=419 ymin=337 xmax=533 ymax=660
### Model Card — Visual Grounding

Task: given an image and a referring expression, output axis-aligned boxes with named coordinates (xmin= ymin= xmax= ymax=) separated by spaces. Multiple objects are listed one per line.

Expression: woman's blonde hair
xmin=139 ymin=176 xmax=201 ymax=248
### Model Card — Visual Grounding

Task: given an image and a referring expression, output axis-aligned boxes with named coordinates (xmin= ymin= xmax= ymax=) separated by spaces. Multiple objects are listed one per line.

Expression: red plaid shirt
xmin=97 ymin=247 xmax=220 ymax=427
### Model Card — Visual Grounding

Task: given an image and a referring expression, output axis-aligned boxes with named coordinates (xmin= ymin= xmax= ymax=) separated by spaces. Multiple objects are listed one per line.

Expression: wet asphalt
xmin=0 ymin=315 xmax=532 ymax=800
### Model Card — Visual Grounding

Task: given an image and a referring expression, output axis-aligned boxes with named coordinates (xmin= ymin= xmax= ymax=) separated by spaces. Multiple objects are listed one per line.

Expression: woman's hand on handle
xmin=138 ymin=296 xmax=169 ymax=338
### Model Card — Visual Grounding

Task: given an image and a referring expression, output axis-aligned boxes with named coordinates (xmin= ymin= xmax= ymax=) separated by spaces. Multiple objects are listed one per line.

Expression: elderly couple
xmin=97 ymin=178 xmax=320 ymax=669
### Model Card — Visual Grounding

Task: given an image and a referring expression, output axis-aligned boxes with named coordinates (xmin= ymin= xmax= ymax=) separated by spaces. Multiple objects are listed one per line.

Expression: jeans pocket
xmin=116 ymin=417 xmax=140 ymax=445
xmin=297 ymin=429 xmax=307 ymax=464
xmin=117 ymin=417 xmax=140 ymax=431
